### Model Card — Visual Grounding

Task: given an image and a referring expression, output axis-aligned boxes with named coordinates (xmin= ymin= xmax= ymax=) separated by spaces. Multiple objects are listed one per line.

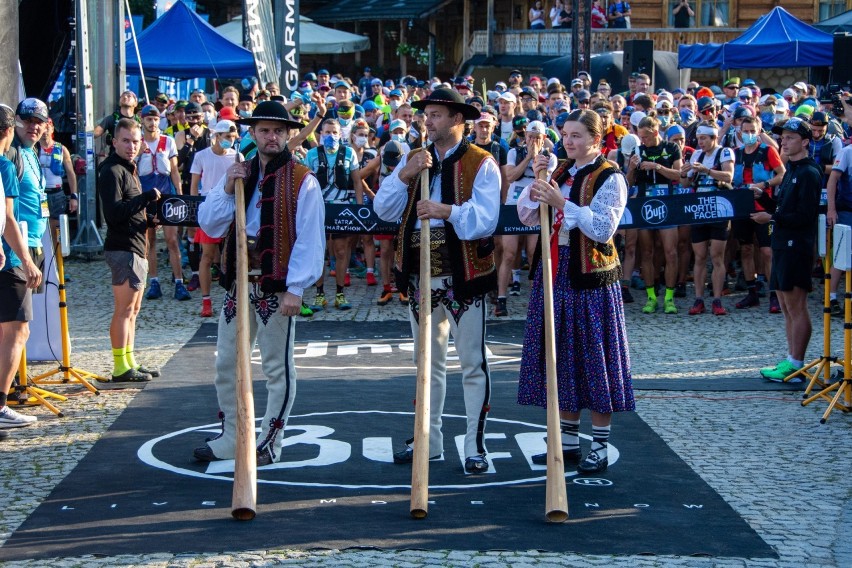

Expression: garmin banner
xmin=274 ymin=0 xmax=300 ymax=96
xmin=157 ymin=191 xmax=755 ymax=233
xmin=243 ymin=0 xmax=279 ymax=87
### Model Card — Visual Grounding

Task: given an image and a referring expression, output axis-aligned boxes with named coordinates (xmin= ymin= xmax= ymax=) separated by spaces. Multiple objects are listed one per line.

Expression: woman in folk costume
xmin=516 ymin=109 xmax=634 ymax=475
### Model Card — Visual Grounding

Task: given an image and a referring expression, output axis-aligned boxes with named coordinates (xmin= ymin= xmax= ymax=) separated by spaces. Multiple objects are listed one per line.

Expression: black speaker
xmin=833 ymin=33 xmax=852 ymax=85
xmin=623 ymin=40 xmax=654 ymax=85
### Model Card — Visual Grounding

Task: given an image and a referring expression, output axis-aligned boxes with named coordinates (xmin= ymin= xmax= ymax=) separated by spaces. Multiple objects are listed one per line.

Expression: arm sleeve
xmin=196 ymin=173 xmax=236 ymax=238
xmin=97 ymin=168 xmax=156 ymax=225
xmin=286 ymin=174 xmax=326 ymax=298
xmin=373 ymin=152 xmax=412 ymax=221
xmin=447 ymin=156 xmax=502 ymax=240
xmin=566 ymin=171 xmax=628 ymax=242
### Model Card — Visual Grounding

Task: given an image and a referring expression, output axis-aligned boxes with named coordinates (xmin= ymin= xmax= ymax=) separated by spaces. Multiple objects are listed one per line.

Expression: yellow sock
xmin=126 ymin=346 xmax=139 ymax=370
xmin=112 ymin=347 xmax=131 ymax=376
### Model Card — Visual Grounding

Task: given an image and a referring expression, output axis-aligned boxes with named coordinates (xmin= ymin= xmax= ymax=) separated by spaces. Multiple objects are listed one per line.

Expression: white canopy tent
xmin=216 ymin=15 xmax=369 ymax=54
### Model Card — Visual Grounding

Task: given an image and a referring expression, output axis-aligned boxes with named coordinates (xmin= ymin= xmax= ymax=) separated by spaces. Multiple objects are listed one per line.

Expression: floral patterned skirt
xmin=517 ymin=246 xmax=634 ymax=413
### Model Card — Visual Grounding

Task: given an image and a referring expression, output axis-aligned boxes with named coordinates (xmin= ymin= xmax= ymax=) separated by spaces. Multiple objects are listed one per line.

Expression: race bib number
xmin=646 ymin=184 xmax=670 ymax=197
xmin=40 ymin=192 xmax=50 ymax=218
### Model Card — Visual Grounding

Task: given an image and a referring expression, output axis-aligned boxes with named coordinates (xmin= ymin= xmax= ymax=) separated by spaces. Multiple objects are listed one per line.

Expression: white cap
xmin=775 ymin=97 xmax=790 ymax=112
xmin=389 ymin=119 xmax=408 ymax=133
xmin=782 ymin=88 xmax=797 ymax=100
xmin=430 ymin=81 xmax=442 ymax=90
xmin=497 ymin=92 xmax=517 ymax=103
xmin=546 ymin=77 xmax=561 ymax=87
xmin=629 ymin=110 xmax=647 ymax=128
xmin=758 ymin=94 xmax=776 ymax=106
xmin=793 ymin=81 xmax=807 ymax=92
xmin=213 ymin=119 xmax=237 ymax=134
xmin=620 ymin=133 xmax=640 ymax=156
xmin=655 ymin=99 xmax=672 ymax=110
xmin=526 ymin=120 xmax=546 ymax=135
xmin=656 ymin=91 xmax=673 ymax=103
xmin=738 ymin=88 xmax=752 ymax=98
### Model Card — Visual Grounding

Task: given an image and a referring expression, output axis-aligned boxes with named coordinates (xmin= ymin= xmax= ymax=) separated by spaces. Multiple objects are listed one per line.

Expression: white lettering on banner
xmin=683 ymin=504 xmax=704 ymax=509
xmin=641 ymin=199 xmax=667 ymax=225
xmin=585 ymin=503 xmax=600 ymax=508
xmin=283 ymin=0 xmax=299 ymax=92
xmin=320 ymin=499 xmax=337 ymax=504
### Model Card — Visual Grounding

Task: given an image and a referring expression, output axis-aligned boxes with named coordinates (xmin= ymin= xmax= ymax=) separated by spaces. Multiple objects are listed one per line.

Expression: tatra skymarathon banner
xmin=157 ymin=191 xmax=755 ymax=233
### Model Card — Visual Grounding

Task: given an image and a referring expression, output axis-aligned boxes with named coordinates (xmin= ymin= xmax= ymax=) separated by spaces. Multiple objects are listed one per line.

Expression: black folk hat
xmin=237 ymin=100 xmax=302 ymax=129
xmin=411 ymin=88 xmax=481 ymax=121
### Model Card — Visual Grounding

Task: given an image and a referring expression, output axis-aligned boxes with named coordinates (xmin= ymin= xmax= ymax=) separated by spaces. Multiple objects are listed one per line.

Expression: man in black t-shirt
xmin=672 ymin=0 xmax=693 ymax=28
xmin=625 ymin=116 xmax=683 ymax=314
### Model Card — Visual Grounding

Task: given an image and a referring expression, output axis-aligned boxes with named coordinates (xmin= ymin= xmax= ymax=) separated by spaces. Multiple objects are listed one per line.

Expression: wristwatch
xmin=655 ymin=163 xmax=661 ymax=171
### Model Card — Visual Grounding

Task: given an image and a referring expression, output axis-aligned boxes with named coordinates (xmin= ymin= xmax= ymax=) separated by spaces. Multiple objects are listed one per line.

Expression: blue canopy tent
xmin=125 ymin=0 xmax=256 ymax=79
xmin=678 ymin=7 xmax=833 ymax=69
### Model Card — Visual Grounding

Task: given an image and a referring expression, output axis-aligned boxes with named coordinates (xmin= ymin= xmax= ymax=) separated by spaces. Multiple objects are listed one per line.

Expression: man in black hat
xmin=374 ymin=88 xmax=501 ymax=474
xmin=757 ymin=118 xmax=821 ymax=382
xmin=193 ymin=101 xmax=326 ymax=466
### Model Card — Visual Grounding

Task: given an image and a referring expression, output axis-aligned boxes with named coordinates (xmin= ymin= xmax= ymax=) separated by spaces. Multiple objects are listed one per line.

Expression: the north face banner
xmin=243 ymin=0 xmax=279 ymax=87
xmin=157 ymin=191 xmax=755 ymax=232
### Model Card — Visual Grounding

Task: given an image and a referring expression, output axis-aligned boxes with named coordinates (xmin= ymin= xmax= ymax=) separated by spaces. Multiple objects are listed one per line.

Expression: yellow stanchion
xmin=9 ymin=349 xmax=65 ymax=417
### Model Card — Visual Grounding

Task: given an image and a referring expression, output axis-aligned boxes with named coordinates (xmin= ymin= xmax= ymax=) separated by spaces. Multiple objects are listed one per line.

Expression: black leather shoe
xmin=531 ymin=448 xmax=582 ymax=465
xmin=393 ymin=441 xmax=442 ymax=464
xmin=193 ymin=444 xmax=221 ymax=462
xmin=256 ymin=447 xmax=275 ymax=467
xmin=577 ymin=451 xmax=608 ymax=474
xmin=464 ymin=455 xmax=489 ymax=474
xmin=136 ymin=365 xmax=160 ymax=378
xmin=111 ymin=368 xmax=151 ymax=383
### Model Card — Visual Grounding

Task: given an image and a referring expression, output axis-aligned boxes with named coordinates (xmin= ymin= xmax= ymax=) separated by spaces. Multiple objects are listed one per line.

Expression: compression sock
xmin=665 ymin=287 xmax=674 ymax=302
xmin=646 ymin=286 xmax=656 ymax=301
xmin=560 ymin=419 xmax=580 ymax=452
xmin=125 ymin=346 xmax=139 ymax=370
xmin=336 ymin=285 xmax=344 ymax=294
xmin=831 ymin=292 xmax=838 ymax=301
xmin=590 ymin=425 xmax=611 ymax=460
xmin=112 ymin=347 xmax=131 ymax=376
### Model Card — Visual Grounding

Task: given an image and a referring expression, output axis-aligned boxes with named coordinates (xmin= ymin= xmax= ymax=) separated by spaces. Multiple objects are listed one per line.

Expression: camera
xmin=820 ymin=83 xmax=852 ymax=117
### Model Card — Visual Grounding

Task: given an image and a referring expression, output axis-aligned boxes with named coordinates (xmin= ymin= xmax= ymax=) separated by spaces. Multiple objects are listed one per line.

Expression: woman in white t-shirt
xmin=188 ymin=120 xmax=242 ymax=317
xmin=529 ymin=0 xmax=546 ymax=29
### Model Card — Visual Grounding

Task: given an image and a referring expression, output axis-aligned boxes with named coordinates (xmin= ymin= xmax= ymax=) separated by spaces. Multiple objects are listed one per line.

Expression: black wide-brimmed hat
xmin=237 ymin=100 xmax=302 ymax=129
xmin=411 ymin=88 xmax=481 ymax=121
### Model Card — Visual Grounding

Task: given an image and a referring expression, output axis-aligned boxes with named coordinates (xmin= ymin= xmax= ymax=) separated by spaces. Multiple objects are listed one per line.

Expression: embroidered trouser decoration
xmin=408 ymin=276 xmax=491 ymax=459
xmin=208 ymin=285 xmax=297 ymax=463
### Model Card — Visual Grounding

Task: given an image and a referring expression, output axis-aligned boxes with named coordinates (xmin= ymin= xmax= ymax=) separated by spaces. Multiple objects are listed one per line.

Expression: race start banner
xmin=157 ymin=191 xmax=755 ymax=233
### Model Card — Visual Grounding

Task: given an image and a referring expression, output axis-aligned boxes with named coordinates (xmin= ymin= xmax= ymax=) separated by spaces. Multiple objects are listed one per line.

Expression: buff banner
xmin=156 ymin=191 xmax=755 ymax=233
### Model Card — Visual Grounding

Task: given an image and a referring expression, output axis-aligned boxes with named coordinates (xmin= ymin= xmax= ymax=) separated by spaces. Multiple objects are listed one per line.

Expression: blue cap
xmin=389 ymin=89 xmax=403 ymax=98
xmin=371 ymin=78 xmax=382 ymax=86
xmin=362 ymin=100 xmax=378 ymax=111
xmin=304 ymin=72 xmax=317 ymax=81
xmin=318 ymin=69 xmax=330 ymax=75
xmin=666 ymin=124 xmax=686 ymax=140
xmin=621 ymin=105 xmax=635 ymax=115
xmin=743 ymin=78 xmax=756 ymax=87
xmin=554 ymin=111 xmax=570 ymax=129
xmin=385 ymin=79 xmax=395 ymax=88
xmin=672 ymin=88 xmax=685 ymax=96
xmin=334 ymin=81 xmax=351 ymax=90
xmin=353 ymin=104 xmax=364 ymax=118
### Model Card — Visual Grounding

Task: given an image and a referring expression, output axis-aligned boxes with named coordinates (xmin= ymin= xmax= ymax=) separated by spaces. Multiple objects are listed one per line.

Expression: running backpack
xmin=315 ymin=146 xmax=352 ymax=191
xmin=137 ymin=136 xmax=169 ymax=177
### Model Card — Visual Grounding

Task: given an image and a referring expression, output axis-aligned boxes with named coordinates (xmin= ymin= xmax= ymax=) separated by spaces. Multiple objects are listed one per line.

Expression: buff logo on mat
xmin=157 ymin=191 xmax=755 ymax=232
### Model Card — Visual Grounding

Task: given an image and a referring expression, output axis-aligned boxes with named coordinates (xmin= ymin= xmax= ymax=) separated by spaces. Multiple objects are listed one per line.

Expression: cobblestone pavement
xmin=1 ymin=250 xmax=851 ymax=567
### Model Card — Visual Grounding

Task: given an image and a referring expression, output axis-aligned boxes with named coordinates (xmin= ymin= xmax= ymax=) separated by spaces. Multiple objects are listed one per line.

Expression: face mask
xmin=322 ymin=134 xmax=340 ymax=150
xmin=389 ymin=100 xmax=401 ymax=111
xmin=203 ymin=111 xmax=216 ymax=124
xmin=391 ymin=133 xmax=406 ymax=144
xmin=658 ymin=116 xmax=670 ymax=128
xmin=339 ymin=116 xmax=351 ymax=127
xmin=679 ymin=109 xmax=695 ymax=124
xmin=760 ymin=111 xmax=775 ymax=125
xmin=741 ymin=133 xmax=759 ymax=146
xmin=218 ymin=138 xmax=233 ymax=150
xmin=353 ymin=135 xmax=368 ymax=148
xmin=238 ymin=110 xmax=251 ymax=118
xmin=775 ymin=112 xmax=787 ymax=122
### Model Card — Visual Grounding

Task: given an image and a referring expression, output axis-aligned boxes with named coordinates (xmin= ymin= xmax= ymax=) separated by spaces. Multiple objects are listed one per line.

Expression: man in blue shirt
xmin=0 ymin=102 xmax=44 ymax=431
xmin=607 ymin=1 xmax=631 ymax=28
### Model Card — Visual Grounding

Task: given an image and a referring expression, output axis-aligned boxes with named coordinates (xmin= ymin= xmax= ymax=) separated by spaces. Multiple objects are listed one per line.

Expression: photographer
xmin=673 ymin=0 xmax=694 ymax=29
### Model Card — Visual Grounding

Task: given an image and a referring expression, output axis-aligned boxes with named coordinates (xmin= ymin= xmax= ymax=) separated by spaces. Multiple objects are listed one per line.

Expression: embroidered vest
xmin=394 ymin=141 xmax=497 ymax=300
xmin=220 ymin=151 xmax=310 ymax=294
xmin=537 ymin=155 xmax=622 ymax=289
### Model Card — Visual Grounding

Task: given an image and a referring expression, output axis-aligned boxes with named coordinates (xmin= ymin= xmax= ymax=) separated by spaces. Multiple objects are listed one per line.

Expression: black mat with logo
xmin=0 ymin=321 xmax=776 ymax=560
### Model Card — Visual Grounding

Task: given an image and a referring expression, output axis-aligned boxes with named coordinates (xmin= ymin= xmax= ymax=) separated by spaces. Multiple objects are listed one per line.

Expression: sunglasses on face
xmin=700 ymin=109 xmax=714 ymax=115
xmin=725 ymin=85 xmax=739 ymax=90
xmin=739 ymin=95 xmax=751 ymax=100
xmin=657 ymin=110 xmax=672 ymax=115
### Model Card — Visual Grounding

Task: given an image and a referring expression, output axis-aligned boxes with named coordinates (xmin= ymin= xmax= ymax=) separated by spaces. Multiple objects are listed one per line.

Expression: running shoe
xmin=769 ymin=295 xmax=781 ymax=314
xmin=186 ymin=273 xmax=200 ymax=291
xmin=664 ymin=298 xmax=678 ymax=314
xmin=712 ymin=299 xmax=727 ymax=316
xmin=145 ymin=280 xmax=163 ymax=300
xmin=366 ymin=272 xmax=378 ymax=286
xmin=621 ymin=285 xmax=634 ymax=304
xmin=759 ymin=359 xmax=787 ymax=376
xmin=688 ymin=298 xmax=705 ymax=315
xmin=494 ymin=298 xmax=508 ymax=317
xmin=509 ymin=281 xmax=521 ymax=296
xmin=210 ymin=264 xmax=221 ymax=281
xmin=335 ymin=293 xmax=352 ymax=310
xmin=735 ymin=293 xmax=759 ymax=309
xmin=831 ymin=299 xmax=842 ymax=318
xmin=0 ymin=406 xmax=37 ymax=428
xmin=300 ymin=303 xmax=314 ymax=317
xmin=200 ymin=298 xmax=213 ymax=317
xmin=630 ymin=274 xmax=646 ymax=289
xmin=377 ymin=291 xmax=394 ymax=306
xmin=674 ymin=282 xmax=687 ymax=298
xmin=174 ymin=281 xmax=191 ymax=301
xmin=310 ymin=292 xmax=327 ymax=312
xmin=762 ymin=360 xmax=803 ymax=382
xmin=641 ymin=297 xmax=657 ymax=314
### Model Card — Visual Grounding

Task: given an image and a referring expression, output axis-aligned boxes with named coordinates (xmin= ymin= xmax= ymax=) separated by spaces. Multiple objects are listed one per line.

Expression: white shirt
xmin=197 ymin=163 xmax=326 ymax=299
xmin=505 ymin=148 xmax=557 ymax=205
xmin=374 ymin=140 xmax=501 ymax=240
xmin=516 ymin=156 xmax=627 ymax=244
xmin=688 ymin=145 xmax=734 ymax=191
xmin=190 ymin=147 xmax=241 ymax=196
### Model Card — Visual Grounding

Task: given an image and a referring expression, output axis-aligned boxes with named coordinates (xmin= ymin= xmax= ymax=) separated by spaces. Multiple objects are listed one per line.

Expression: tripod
xmin=791 ymin=226 xmax=835 ymax=389
xmin=9 ymin=350 xmax=66 ymax=417
xmin=30 ymin=230 xmax=103 ymax=393
xmin=802 ymin=265 xmax=852 ymax=422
